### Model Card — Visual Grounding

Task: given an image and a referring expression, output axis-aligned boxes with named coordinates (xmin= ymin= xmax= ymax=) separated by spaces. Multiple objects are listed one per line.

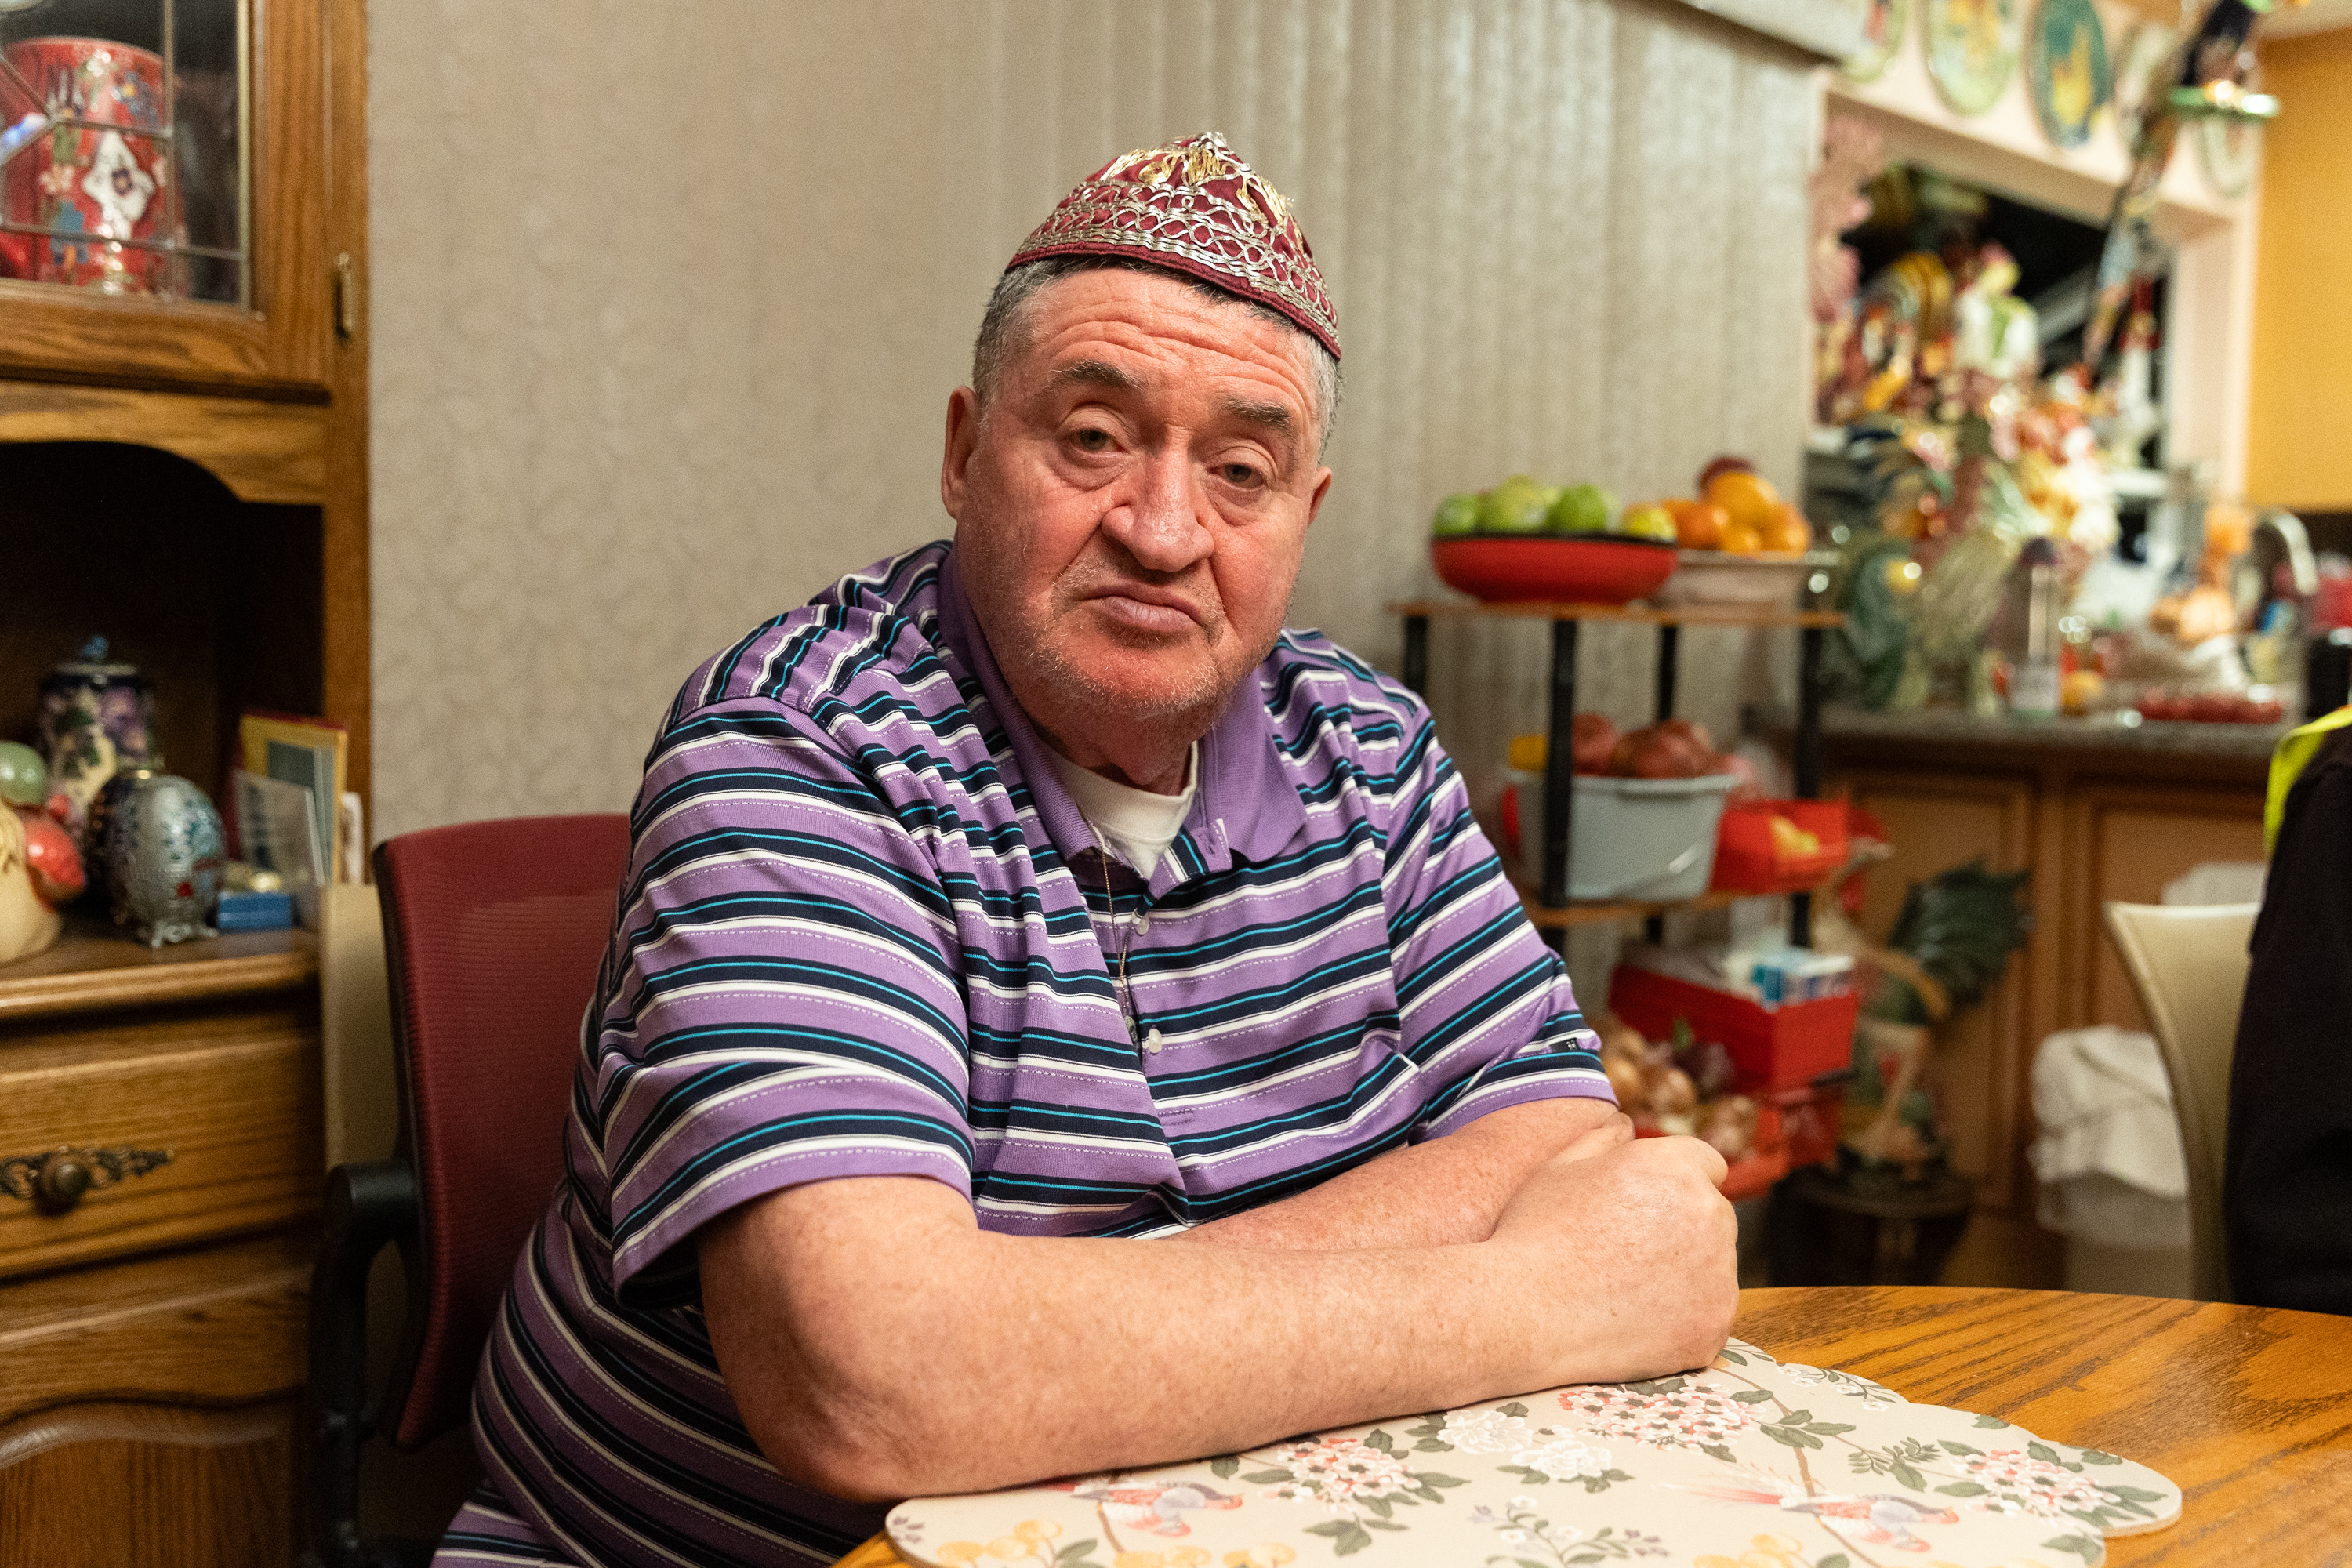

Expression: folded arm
xmin=1176 ymin=1094 xmax=1624 ymax=1250
xmin=700 ymin=1124 xmax=1735 ymax=1505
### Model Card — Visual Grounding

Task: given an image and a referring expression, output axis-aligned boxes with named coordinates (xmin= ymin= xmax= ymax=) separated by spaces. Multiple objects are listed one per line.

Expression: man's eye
xmin=1069 ymin=429 xmax=1112 ymax=452
xmin=1220 ymin=463 xmax=1262 ymax=487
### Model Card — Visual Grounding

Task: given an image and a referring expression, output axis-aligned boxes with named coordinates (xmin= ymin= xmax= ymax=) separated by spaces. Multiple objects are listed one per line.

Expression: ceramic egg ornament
xmin=102 ymin=771 xmax=226 ymax=947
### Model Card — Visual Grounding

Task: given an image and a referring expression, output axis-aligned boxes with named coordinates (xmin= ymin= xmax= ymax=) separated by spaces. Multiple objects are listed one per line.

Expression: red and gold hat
xmin=1007 ymin=132 xmax=1340 ymax=361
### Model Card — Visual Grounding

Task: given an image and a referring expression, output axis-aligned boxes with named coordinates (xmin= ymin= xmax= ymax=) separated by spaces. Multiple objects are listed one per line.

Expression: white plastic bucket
xmin=1500 ymin=768 xmax=1738 ymax=901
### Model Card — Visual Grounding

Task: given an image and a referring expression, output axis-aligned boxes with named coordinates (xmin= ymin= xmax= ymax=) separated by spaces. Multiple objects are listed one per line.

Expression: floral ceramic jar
xmin=100 ymin=770 xmax=223 ymax=947
xmin=36 ymin=636 xmax=155 ymax=849
xmin=0 ymin=36 xmax=169 ymax=293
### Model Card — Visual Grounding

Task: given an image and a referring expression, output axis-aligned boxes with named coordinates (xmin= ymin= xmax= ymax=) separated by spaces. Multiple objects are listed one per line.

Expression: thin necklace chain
xmin=1088 ymin=822 xmax=1141 ymax=1044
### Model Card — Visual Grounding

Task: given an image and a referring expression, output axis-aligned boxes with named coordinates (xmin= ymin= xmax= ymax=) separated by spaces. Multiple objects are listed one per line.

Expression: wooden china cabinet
xmin=0 ymin=0 xmax=365 ymax=1563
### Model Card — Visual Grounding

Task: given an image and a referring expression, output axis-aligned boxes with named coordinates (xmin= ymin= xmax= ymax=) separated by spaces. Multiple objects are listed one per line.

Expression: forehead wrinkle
xmin=1048 ymin=358 xmax=1145 ymax=394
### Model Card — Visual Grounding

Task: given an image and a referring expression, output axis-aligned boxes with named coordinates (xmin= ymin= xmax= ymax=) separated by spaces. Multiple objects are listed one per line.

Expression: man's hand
xmin=1491 ymin=1133 xmax=1740 ymax=1385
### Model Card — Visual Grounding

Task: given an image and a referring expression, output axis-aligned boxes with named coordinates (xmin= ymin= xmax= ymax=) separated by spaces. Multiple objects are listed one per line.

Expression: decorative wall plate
xmin=2026 ymin=0 xmax=2111 ymax=150
xmin=1924 ymin=0 xmax=2021 ymax=117
xmin=886 ymin=1338 xmax=2178 ymax=1567
xmin=1842 ymin=0 xmax=1909 ymax=84
xmin=2111 ymin=21 xmax=2180 ymax=154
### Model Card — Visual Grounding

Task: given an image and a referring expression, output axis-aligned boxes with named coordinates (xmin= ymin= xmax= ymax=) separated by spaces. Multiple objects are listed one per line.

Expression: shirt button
xmin=1134 ymin=913 xmax=1151 ymax=935
xmin=1142 ymin=1028 xmax=1164 ymax=1054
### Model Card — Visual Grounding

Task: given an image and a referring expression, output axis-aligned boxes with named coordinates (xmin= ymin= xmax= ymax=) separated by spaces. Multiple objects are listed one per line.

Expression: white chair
xmin=2100 ymin=901 xmax=2259 ymax=1302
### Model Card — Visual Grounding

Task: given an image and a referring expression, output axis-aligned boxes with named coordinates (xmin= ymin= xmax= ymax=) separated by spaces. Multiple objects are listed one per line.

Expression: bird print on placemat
xmin=1682 ymin=1478 xmax=1962 ymax=1552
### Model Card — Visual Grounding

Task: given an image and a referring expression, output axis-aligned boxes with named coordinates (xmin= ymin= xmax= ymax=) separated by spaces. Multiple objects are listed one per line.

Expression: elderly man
xmin=440 ymin=134 xmax=1734 ymax=1568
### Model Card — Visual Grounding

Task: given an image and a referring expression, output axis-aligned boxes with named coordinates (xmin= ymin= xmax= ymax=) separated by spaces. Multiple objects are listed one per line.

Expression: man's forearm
xmin=710 ymin=1194 xmax=1536 ymax=1501
xmin=702 ymin=1132 xmax=1735 ymax=1506
xmin=1177 ymin=1095 xmax=1622 ymax=1252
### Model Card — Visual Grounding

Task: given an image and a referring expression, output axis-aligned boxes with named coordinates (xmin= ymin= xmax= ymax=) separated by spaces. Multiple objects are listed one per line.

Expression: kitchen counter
xmin=1750 ymin=703 xmax=2285 ymax=782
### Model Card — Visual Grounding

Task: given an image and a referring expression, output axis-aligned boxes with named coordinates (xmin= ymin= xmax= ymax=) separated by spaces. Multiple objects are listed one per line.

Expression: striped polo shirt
xmin=441 ymin=542 xmax=1611 ymax=1568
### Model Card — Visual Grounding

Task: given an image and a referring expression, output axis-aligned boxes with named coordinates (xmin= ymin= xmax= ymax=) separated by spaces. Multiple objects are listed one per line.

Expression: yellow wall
xmin=2247 ymin=30 xmax=2352 ymax=513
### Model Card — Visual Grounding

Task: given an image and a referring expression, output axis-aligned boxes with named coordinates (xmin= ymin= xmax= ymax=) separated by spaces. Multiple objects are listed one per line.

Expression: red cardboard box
xmin=1610 ymin=963 xmax=1859 ymax=1091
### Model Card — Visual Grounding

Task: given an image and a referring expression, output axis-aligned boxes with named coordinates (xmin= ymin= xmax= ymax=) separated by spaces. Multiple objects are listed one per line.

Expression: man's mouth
xmin=1083 ymin=585 xmax=1203 ymax=635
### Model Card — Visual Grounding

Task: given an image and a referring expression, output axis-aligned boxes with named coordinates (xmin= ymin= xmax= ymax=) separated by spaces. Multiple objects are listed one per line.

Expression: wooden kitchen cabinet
xmin=1802 ymin=708 xmax=2270 ymax=1290
xmin=0 ymin=931 xmax=322 ymax=1568
xmin=0 ymin=2 xmax=361 ymax=1548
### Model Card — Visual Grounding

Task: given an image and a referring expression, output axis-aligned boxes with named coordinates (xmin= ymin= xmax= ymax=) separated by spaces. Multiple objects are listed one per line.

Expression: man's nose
xmin=1100 ymin=448 xmax=1213 ymax=574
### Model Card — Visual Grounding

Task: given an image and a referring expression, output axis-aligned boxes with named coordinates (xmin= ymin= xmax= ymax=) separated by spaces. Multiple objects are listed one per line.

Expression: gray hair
xmin=971 ymin=254 xmax=1341 ymax=459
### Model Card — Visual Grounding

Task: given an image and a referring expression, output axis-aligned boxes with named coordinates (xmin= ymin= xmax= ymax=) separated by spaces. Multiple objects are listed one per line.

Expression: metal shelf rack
xmin=1388 ymin=599 xmax=1846 ymax=949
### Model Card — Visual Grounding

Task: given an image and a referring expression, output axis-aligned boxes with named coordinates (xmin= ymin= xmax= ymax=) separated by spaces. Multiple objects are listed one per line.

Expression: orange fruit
xmin=1719 ymin=520 xmax=1764 ymax=556
xmin=1704 ymin=470 xmax=1782 ymax=535
xmin=1761 ymin=502 xmax=1813 ymax=554
xmin=1669 ymin=499 xmax=1727 ymax=550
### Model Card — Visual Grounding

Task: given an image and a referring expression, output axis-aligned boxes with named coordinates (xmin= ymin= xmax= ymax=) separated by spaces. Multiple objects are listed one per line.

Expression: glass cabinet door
xmin=1 ymin=0 xmax=247 ymax=304
xmin=0 ymin=0 xmax=332 ymax=393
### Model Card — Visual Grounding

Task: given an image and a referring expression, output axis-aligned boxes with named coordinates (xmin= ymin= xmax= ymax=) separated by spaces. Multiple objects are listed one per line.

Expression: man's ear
xmin=941 ymin=386 xmax=982 ymax=521
xmin=1304 ymin=465 xmax=1334 ymax=529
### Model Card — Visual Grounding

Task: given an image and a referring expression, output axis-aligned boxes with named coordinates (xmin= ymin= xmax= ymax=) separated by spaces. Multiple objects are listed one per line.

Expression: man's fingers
xmin=1651 ymin=1131 xmax=1730 ymax=1187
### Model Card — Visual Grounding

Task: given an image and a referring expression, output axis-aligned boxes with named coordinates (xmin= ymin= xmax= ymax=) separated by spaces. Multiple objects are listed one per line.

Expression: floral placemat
xmin=884 ymin=1338 xmax=2176 ymax=1568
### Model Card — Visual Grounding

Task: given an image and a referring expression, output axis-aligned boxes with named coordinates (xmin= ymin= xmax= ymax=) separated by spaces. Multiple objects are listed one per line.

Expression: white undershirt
xmin=1040 ymin=742 xmax=1199 ymax=876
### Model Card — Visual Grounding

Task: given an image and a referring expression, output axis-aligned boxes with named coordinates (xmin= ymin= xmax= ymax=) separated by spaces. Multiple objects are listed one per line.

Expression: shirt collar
xmin=935 ymin=545 xmax=1308 ymax=892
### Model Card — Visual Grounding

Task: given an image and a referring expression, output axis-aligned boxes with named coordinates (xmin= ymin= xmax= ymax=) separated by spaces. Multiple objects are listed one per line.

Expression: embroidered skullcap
xmin=1007 ymin=132 xmax=1340 ymax=361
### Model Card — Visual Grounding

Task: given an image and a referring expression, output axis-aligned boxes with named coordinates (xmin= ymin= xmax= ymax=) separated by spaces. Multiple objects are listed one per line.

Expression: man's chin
xmin=1037 ymin=641 xmax=1227 ymax=725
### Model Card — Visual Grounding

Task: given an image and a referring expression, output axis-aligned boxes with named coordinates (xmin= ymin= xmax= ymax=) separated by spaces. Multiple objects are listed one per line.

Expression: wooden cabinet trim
xmin=0 ymin=1400 xmax=284 ymax=1470
xmin=0 ymin=929 xmax=318 ymax=1026
xmin=0 ymin=382 xmax=329 ymax=505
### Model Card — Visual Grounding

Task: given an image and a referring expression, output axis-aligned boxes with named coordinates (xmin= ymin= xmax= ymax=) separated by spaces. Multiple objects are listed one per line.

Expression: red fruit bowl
xmin=1432 ymin=534 xmax=1678 ymax=605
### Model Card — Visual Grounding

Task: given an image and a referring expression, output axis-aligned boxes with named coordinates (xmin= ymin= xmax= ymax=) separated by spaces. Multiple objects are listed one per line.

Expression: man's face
xmin=942 ymin=267 xmax=1333 ymax=775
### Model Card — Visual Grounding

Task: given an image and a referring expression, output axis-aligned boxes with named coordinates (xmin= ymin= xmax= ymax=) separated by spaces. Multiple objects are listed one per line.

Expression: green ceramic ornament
xmin=0 ymin=742 xmax=45 ymax=808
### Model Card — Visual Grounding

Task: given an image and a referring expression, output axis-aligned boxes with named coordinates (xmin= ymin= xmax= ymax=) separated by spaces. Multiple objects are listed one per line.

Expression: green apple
xmin=1621 ymin=503 xmax=1679 ymax=544
xmin=1431 ymin=492 xmax=1482 ymax=537
xmin=1479 ymin=475 xmax=1552 ymax=534
xmin=1548 ymin=481 xmax=1617 ymax=535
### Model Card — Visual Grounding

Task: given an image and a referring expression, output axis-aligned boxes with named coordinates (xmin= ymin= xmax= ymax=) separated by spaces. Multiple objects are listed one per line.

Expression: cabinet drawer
xmin=0 ymin=1007 xmax=321 ymax=1281
xmin=0 ymin=1230 xmax=310 ymax=1426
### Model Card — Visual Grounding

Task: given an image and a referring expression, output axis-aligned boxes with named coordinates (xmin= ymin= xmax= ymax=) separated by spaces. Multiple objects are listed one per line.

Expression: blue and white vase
xmin=102 ymin=772 xmax=224 ymax=947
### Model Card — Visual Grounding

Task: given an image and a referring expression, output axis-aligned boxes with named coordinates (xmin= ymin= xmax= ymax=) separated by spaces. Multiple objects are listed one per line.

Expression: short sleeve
xmin=1375 ymin=710 xmax=1614 ymax=1140
xmin=587 ymin=699 xmax=975 ymax=1308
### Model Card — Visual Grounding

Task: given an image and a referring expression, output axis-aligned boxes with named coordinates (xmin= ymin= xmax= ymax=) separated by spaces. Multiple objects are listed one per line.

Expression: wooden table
xmin=1736 ymin=1287 xmax=2352 ymax=1564
xmin=835 ymin=1287 xmax=2352 ymax=1567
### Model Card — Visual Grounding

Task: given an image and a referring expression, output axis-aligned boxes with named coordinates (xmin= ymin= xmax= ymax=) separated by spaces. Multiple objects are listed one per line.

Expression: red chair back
xmin=373 ymin=813 xmax=630 ymax=1450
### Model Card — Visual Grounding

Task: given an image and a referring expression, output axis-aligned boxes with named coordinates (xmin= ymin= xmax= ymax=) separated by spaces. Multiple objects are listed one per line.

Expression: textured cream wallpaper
xmin=370 ymin=0 xmax=1814 ymax=843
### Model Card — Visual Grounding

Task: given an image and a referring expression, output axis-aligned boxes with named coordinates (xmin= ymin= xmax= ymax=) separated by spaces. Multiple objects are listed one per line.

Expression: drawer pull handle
xmin=1 ymin=1146 xmax=173 ymax=1215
